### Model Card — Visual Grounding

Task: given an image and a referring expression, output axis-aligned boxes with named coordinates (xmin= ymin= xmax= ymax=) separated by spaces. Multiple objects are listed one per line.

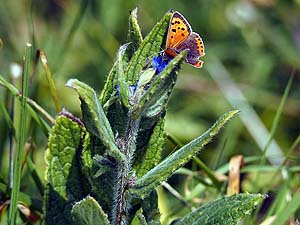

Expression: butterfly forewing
xmin=166 ymin=12 xmax=192 ymax=49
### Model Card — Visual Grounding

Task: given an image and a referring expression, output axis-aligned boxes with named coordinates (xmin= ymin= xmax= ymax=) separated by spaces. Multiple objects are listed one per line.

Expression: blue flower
xmin=152 ymin=56 xmax=170 ymax=74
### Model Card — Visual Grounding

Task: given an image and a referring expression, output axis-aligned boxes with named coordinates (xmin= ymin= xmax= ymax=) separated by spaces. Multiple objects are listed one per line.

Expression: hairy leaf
xmin=81 ymin=132 xmax=116 ymax=215
xmin=44 ymin=113 xmax=89 ymax=224
xmin=106 ymin=100 xmax=129 ymax=138
xmin=126 ymin=7 xmax=143 ymax=59
xmin=66 ymin=79 xmax=125 ymax=162
xmin=116 ymin=43 xmax=131 ymax=108
xmin=141 ymin=190 xmax=161 ymax=225
xmin=100 ymin=63 xmax=117 ymax=107
xmin=130 ymin=110 xmax=239 ymax=198
xmin=131 ymin=50 xmax=187 ymax=119
xmin=71 ymin=196 xmax=110 ymax=225
xmin=177 ymin=193 xmax=266 ymax=225
xmin=134 ymin=116 xmax=165 ymax=177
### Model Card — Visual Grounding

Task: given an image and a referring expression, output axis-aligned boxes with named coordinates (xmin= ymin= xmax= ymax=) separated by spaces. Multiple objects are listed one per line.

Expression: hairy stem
xmin=113 ymin=115 xmax=140 ymax=225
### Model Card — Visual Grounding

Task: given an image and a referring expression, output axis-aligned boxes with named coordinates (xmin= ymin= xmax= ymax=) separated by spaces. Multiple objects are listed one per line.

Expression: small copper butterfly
xmin=151 ymin=11 xmax=205 ymax=73
xmin=165 ymin=11 xmax=205 ymax=68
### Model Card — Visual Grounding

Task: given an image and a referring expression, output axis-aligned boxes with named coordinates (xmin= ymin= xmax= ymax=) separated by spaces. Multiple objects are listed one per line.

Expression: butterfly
xmin=152 ymin=11 xmax=205 ymax=73
xmin=165 ymin=11 xmax=205 ymax=67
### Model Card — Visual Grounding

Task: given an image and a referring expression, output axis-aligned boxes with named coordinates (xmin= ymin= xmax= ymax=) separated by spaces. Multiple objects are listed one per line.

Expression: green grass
xmin=8 ymin=43 xmax=32 ymax=225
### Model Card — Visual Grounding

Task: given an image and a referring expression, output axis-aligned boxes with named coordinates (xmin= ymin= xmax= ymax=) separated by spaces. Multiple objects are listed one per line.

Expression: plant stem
xmin=113 ymin=115 xmax=140 ymax=225
xmin=9 ymin=43 xmax=32 ymax=225
xmin=40 ymin=51 xmax=61 ymax=113
xmin=8 ymin=75 xmax=17 ymax=190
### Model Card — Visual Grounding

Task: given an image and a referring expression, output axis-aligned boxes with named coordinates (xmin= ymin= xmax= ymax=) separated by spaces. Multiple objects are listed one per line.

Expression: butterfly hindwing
xmin=186 ymin=56 xmax=204 ymax=68
xmin=175 ymin=32 xmax=205 ymax=67
xmin=175 ymin=32 xmax=205 ymax=57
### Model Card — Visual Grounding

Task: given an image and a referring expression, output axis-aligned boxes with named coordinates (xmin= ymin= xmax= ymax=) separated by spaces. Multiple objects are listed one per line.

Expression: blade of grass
xmin=0 ymin=98 xmax=15 ymax=191
xmin=264 ymin=178 xmax=290 ymax=218
xmin=59 ymin=0 xmax=88 ymax=59
xmin=261 ymin=71 xmax=295 ymax=160
xmin=216 ymin=156 xmax=262 ymax=174
xmin=174 ymin=168 xmax=214 ymax=187
xmin=165 ymin=131 xmax=222 ymax=190
xmin=161 ymin=181 xmax=193 ymax=210
xmin=40 ymin=51 xmax=61 ymax=113
xmin=29 ymin=50 xmax=40 ymax=85
xmin=253 ymin=71 xmax=296 ymax=190
xmin=248 ymin=71 xmax=296 ymax=220
xmin=26 ymin=156 xmax=44 ymax=196
xmin=0 ymin=93 xmax=15 ymax=191
xmin=0 ymin=183 xmax=43 ymax=213
xmin=193 ymin=157 xmax=222 ymax=190
xmin=0 ymin=93 xmax=15 ymax=133
xmin=7 ymin=65 xmax=21 ymax=191
xmin=8 ymin=81 xmax=16 ymax=192
xmin=28 ymin=0 xmax=37 ymax=56
xmin=242 ymin=165 xmax=300 ymax=173
xmin=213 ymin=138 xmax=227 ymax=170
xmin=165 ymin=131 xmax=182 ymax=149
xmin=0 ymin=75 xmax=54 ymax=130
xmin=9 ymin=43 xmax=32 ymax=225
xmin=289 ymin=134 xmax=300 ymax=163
xmin=272 ymin=191 xmax=300 ymax=225
xmin=206 ymin=55 xmax=284 ymax=165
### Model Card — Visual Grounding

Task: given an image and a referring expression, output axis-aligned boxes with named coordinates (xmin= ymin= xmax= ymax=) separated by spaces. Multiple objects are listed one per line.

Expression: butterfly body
xmin=164 ymin=11 xmax=205 ymax=68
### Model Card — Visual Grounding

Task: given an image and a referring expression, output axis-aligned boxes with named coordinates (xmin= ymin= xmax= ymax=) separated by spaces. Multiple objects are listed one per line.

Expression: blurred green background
xmin=0 ymin=0 xmax=300 ymax=223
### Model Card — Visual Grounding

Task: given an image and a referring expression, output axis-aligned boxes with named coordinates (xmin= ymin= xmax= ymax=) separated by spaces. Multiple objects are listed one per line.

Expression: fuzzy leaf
xmin=177 ymin=193 xmax=266 ymax=225
xmin=131 ymin=210 xmax=148 ymax=225
xmin=125 ymin=10 xmax=173 ymax=84
xmin=130 ymin=110 xmax=239 ymax=198
xmin=106 ymin=100 xmax=129 ymax=138
xmin=144 ymin=91 xmax=169 ymax=118
xmin=44 ymin=113 xmax=90 ymax=224
xmin=71 ymin=196 xmax=110 ymax=225
xmin=66 ymin=79 xmax=125 ymax=162
xmin=131 ymin=50 xmax=187 ymax=119
xmin=126 ymin=7 xmax=143 ymax=58
xmin=82 ymin=133 xmax=116 ymax=215
xmin=141 ymin=191 xmax=161 ymax=225
xmin=134 ymin=116 xmax=165 ymax=177
xmin=81 ymin=132 xmax=94 ymax=185
xmin=116 ymin=43 xmax=131 ymax=108
xmin=272 ymin=191 xmax=300 ymax=225
xmin=100 ymin=62 xmax=117 ymax=106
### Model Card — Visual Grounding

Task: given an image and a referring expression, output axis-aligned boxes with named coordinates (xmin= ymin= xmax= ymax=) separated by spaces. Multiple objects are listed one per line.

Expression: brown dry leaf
xmin=227 ymin=155 xmax=244 ymax=196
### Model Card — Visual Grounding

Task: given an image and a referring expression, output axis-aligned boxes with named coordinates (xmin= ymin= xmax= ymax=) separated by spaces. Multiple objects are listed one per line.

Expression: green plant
xmin=43 ymin=9 xmax=265 ymax=225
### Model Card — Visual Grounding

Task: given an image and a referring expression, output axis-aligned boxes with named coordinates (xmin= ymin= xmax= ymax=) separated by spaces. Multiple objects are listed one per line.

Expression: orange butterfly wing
xmin=164 ymin=11 xmax=205 ymax=68
xmin=175 ymin=32 xmax=205 ymax=68
xmin=188 ymin=32 xmax=205 ymax=67
xmin=166 ymin=12 xmax=192 ymax=50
